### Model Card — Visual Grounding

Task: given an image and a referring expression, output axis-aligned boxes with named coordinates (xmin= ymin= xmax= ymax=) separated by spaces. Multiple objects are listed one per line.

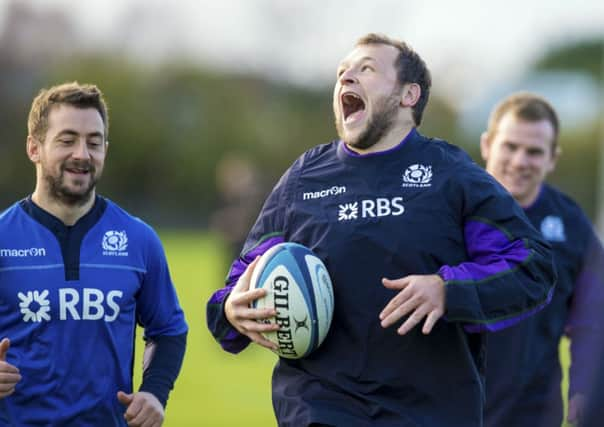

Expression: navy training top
xmin=485 ymin=184 xmax=604 ymax=427
xmin=207 ymin=129 xmax=555 ymax=427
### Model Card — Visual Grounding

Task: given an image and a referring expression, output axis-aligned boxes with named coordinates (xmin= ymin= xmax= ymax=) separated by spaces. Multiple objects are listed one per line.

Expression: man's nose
xmin=339 ymin=68 xmax=358 ymax=85
xmin=71 ymin=139 xmax=91 ymax=160
xmin=510 ymin=150 xmax=529 ymax=167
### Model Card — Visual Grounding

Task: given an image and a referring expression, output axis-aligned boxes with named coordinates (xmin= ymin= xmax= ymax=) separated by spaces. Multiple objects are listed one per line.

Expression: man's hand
xmin=379 ymin=274 xmax=445 ymax=335
xmin=0 ymin=338 xmax=21 ymax=399
xmin=117 ymin=391 xmax=164 ymax=427
xmin=567 ymin=393 xmax=586 ymax=425
xmin=224 ymin=257 xmax=279 ymax=350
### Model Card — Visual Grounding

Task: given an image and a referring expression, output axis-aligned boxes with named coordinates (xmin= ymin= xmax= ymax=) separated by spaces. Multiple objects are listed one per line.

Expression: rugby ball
xmin=250 ymin=242 xmax=334 ymax=359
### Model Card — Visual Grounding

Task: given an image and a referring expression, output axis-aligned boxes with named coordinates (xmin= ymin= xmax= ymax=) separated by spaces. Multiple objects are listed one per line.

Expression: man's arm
xmin=439 ymin=162 xmax=556 ymax=332
xmin=565 ymin=233 xmax=604 ymax=423
xmin=117 ymin=334 xmax=186 ymax=426
xmin=380 ymin=161 xmax=555 ymax=335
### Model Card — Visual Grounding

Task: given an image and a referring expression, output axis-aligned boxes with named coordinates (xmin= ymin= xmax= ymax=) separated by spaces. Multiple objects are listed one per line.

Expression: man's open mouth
xmin=341 ymin=92 xmax=366 ymax=122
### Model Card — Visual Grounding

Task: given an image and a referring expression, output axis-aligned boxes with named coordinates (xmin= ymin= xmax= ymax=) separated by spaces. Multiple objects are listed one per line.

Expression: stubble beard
xmin=335 ymin=92 xmax=400 ymax=150
xmin=43 ymin=161 xmax=100 ymax=207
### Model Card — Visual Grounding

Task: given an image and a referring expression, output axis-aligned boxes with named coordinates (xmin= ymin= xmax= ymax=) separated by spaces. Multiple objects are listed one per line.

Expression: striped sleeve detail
xmin=441 ymin=216 xmax=552 ymax=331
xmin=462 ymin=286 xmax=553 ymax=332
xmin=438 ymin=217 xmax=532 ymax=284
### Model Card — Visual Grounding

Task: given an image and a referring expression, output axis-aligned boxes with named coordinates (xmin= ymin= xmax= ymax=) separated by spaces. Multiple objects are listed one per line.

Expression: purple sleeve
xmin=440 ymin=163 xmax=555 ymax=333
xmin=566 ymin=234 xmax=604 ymax=397
xmin=206 ymin=235 xmax=285 ymax=353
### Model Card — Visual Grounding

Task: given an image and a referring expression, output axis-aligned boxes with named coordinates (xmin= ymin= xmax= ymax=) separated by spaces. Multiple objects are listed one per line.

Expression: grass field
xmin=133 ymin=231 xmax=277 ymax=427
xmin=134 ymin=231 xmax=573 ymax=427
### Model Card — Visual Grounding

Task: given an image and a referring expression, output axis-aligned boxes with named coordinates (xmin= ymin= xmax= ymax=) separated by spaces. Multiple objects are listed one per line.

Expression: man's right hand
xmin=224 ymin=257 xmax=279 ymax=351
xmin=0 ymin=338 xmax=21 ymax=399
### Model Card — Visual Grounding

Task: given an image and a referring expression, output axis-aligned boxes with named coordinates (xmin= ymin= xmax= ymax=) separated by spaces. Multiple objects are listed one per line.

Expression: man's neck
xmin=31 ymin=189 xmax=96 ymax=226
xmin=346 ymin=122 xmax=415 ymax=155
xmin=517 ymin=185 xmax=543 ymax=209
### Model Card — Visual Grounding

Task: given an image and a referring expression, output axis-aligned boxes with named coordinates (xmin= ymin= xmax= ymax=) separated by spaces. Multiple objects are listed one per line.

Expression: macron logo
xmin=303 ymin=186 xmax=346 ymax=201
xmin=0 ymin=247 xmax=46 ymax=258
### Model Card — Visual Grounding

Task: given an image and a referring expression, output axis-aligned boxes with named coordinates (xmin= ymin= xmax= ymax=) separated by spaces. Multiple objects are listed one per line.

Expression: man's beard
xmin=43 ymin=161 xmax=99 ymax=207
xmin=335 ymin=91 xmax=400 ymax=150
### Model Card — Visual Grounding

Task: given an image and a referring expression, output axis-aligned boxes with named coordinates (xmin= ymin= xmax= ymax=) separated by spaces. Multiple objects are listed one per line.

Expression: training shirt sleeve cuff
xmin=139 ymin=332 xmax=187 ymax=407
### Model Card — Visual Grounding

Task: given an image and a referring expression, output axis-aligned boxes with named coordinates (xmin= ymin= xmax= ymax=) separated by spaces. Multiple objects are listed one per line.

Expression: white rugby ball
xmin=250 ymin=242 xmax=334 ymax=359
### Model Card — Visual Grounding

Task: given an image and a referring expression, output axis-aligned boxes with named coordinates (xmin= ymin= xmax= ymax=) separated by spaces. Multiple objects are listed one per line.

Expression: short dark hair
xmin=487 ymin=92 xmax=559 ymax=151
xmin=28 ymin=82 xmax=109 ymax=141
xmin=356 ymin=33 xmax=432 ymax=126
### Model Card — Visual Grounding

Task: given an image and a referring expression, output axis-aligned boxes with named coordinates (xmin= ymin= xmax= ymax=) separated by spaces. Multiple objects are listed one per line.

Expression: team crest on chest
xmin=102 ymin=230 xmax=129 ymax=256
xmin=540 ymin=216 xmax=566 ymax=242
xmin=402 ymin=164 xmax=432 ymax=188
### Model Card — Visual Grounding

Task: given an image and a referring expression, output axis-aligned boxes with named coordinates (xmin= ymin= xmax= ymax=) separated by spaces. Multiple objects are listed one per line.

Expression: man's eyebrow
xmin=338 ymin=56 xmax=377 ymax=69
xmin=55 ymin=129 xmax=104 ymax=138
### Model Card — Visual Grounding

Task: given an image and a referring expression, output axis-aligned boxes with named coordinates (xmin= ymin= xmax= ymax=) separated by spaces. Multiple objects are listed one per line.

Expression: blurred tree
xmin=534 ymin=39 xmax=604 ymax=82
xmin=531 ymin=37 xmax=604 ymax=220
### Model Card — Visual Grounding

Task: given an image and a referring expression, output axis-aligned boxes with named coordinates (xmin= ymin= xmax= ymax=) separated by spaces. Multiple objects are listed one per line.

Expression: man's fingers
xmin=379 ymin=286 xmax=414 ymax=321
xmin=380 ymin=295 xmax=421 ymax=327
xmin=0 ymin=371 xmax=21 ymax=384
xmin=381 ymin=277 xmax=411 ymax=290
xmin=0 ymin=387 xmax=15 ymax=398
xmin=127 ymin=407 xmax=152 ymax=427
xmin=421 ymin=309 xmax=443 ymax=335
xmin=228 ymin=287 xmax=268 ymax=308
xmin=239 ymin=318 xmax=279 ymax=333
xmin=397 ymin=305 xmax=431 ymax=335
xmin=0 ymin=339 xmax=10 ymax=362
xmin=117 ymin=391 xmax=134 ymax=406
xmin=247 ymin=331 xmax=278 ymax=351
xmin=0 ymin=363 xmax=20 ymax=375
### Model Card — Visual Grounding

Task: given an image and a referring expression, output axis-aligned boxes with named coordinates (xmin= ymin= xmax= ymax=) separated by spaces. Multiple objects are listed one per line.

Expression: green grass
xmin=132 ymin=231 xmax=574 ymax=427
xmin=133 ymin=231 xmax=277 ymax=427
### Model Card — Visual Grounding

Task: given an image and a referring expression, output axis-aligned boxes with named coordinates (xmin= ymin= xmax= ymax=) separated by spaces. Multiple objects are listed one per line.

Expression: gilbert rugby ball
xmin=250 ymin=242 xmax=334 ymax=359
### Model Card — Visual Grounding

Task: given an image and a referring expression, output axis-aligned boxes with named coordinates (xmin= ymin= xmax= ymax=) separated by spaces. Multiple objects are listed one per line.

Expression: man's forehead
xmin=46 ymin=105 xmax=105 ymax=136
xmin=495 ymin=113 xmax=556 ymax=147
xmin=339 ymin=43 xmax=398 ymax=67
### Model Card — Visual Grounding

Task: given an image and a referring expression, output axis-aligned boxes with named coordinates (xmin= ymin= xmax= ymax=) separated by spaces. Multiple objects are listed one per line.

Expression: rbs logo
xmin=19 ymin=288 xmax=123 ymax=322
xmin=338 ymin=197 xmax=404 ymax=221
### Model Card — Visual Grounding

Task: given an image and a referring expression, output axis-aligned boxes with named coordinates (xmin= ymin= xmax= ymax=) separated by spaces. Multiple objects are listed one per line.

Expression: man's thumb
xmin=117 ymin=391 xmax=134 ymax=406
xmin=0 ymin=338 xmax=10 ymax=361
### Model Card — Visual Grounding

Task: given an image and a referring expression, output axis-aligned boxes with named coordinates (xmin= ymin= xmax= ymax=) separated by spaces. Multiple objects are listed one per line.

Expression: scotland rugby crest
xmin=540 ymin=216 xmax=566 ymax=242
xmin=102 ymin=230 xmax=129 ymax=256
xmin=402 ymin=164 xmax=432 ymax=188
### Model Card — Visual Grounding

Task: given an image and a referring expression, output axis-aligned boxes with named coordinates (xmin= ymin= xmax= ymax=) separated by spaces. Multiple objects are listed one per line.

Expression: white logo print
xmin=102 ymin=231 xmax=129 ymax=256
xmin=0 ymin=247 xmax=46 ymax=258
xmin=402 ymin=164 xmax=432 ymax=187
xmin=338 ymin=197 xmax=405 ymax=222
xmin=540 ymin=216 xmax=566 ymax=242
xmin=303 ymin=186 xmax=346 ymax=201
xmin=19 ymin=290 xmax=51 ymax=322
xmin=338 ymin=202 xmax=358 ymax=221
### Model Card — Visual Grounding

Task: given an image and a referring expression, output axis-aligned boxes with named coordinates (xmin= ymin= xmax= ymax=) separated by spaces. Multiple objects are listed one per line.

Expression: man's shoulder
xmin=541 ymin=184 xmax=586 ymax=217
xmin=413 ymin=131 xmax=473 ymax=164
xmin=99 ymin=197 xmax=158 ymax=237
xmin=0 ymin=200 xmax=30 ymax=226
xmin=299 ymin=140 xmax=338 ymax=163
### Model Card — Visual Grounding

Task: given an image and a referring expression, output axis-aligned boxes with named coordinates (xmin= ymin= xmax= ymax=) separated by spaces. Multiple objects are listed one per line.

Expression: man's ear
xmin=479 ymin=132 xmax=491 ymax=162
xmin=400 ymin=83 xmax=421 ymax=108
xmin=547 ymin=144 xmax=561 ymax=173
xmin=26 ymin=135 xmax=40 ymax=163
